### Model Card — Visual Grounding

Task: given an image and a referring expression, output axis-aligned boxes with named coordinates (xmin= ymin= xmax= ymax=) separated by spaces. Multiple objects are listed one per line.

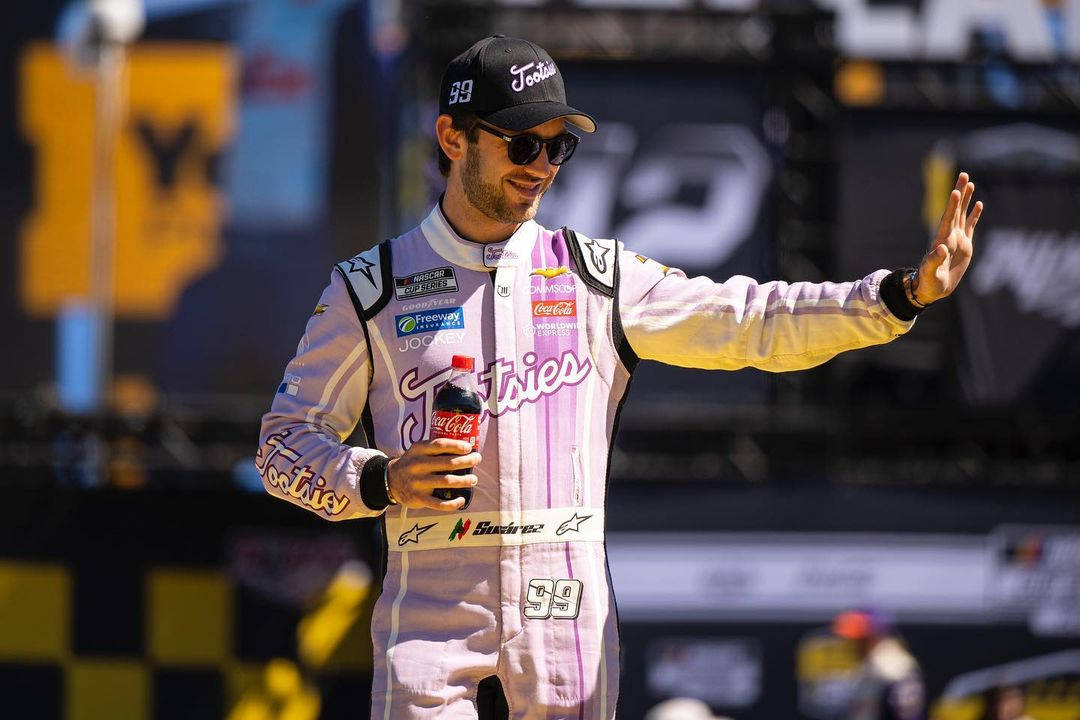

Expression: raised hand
xmin=909 ymin=172 xmax=984 ymax=305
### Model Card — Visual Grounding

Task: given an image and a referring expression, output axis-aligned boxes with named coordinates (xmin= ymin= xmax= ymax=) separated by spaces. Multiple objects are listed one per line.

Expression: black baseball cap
xmin=439 ymin=35 xmax=596 ymax=134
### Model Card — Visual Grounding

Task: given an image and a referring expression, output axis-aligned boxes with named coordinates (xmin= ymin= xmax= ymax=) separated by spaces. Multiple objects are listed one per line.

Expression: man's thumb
xmin=927 ymin=244 xmax=948 ymax=270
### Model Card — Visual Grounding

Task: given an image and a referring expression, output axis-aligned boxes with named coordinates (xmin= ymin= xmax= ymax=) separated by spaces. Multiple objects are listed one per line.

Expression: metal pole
xmin=89 ymin=40 xmax=125 ymax=413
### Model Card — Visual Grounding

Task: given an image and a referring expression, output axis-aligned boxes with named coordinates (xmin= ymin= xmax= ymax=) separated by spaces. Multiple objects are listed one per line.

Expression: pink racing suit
xmin=256 ymin=204 xmax=917 ymax=719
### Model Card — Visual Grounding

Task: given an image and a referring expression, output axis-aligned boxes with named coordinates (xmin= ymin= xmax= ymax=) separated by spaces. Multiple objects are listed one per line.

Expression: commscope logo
xmin=395 ymin=307 xmax=464 ymax=337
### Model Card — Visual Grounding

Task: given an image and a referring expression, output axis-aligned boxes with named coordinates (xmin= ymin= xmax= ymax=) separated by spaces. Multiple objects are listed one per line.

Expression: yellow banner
xmin=19 ymin=43 xmax=235 ymax=319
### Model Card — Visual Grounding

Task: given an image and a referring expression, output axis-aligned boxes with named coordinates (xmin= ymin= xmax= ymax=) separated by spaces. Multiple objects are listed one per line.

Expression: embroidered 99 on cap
xmin=395 ymin=307 xmax=465 ymax=337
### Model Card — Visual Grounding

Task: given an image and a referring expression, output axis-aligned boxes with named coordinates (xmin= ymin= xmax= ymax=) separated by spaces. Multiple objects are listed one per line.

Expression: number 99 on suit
xmin=524 ymin=578 xmax=583 ymax=619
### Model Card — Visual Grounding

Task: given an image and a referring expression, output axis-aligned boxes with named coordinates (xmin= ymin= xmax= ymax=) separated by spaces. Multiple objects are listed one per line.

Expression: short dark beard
xmin=461 ymin=142 xmax=543 ymax=225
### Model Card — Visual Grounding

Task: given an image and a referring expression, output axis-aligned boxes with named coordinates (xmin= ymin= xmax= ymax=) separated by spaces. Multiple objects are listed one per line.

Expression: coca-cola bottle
xmin=429 ymin=354 xmax=482 ymax=508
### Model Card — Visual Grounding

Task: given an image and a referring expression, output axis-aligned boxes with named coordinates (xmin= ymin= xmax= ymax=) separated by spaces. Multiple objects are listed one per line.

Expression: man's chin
xmin=490 ymin=198 xmax=542 ymax=225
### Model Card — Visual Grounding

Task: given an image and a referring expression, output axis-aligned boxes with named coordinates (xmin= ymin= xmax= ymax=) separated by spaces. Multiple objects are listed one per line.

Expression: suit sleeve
xmin=255 ymin=270 xmax=392 ymax=520
xmin=618 ymin=249 xmax=917 ymax=372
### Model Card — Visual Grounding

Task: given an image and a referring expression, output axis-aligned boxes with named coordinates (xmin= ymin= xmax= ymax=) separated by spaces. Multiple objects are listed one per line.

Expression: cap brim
xmin=481 ymin=101 xmax=597 ymax=134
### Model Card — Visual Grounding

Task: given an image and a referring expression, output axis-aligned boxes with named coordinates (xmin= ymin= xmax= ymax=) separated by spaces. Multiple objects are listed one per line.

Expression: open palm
xmin=914 ymin=172 xmax=983 ymax=303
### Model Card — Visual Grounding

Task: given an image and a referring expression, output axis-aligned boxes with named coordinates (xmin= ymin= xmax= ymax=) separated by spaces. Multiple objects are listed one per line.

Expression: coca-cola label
xmin=532 ymin=300 xmax=577 ymax=317
xmin=429 ymin=410 xmax=480 ymax=447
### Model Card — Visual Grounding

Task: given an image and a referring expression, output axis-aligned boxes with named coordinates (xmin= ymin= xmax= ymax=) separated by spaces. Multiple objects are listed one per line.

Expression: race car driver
xmin=256 ymin=35 xmax=983 ymax=720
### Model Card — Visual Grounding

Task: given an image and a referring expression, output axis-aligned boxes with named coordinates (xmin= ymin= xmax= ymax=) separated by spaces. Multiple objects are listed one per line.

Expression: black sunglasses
xmin=475 ymin=121 xmax=580 ymax=166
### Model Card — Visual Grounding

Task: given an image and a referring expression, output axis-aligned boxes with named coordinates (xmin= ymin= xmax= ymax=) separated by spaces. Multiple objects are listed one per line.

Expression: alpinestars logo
xmin=449 ymin=518 xmax=471 ymax=541
xmin=398 ymin=522 xmax=437 ymax=546
xmin=581 ymin=236 xmax=611 ymax=274
xmin=557 ymin=513 xmax=592 ymax=536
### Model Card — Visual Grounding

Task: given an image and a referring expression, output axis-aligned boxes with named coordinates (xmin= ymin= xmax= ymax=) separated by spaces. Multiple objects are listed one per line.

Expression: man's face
xmin=460 ymin=117 xmax=566 ymax=225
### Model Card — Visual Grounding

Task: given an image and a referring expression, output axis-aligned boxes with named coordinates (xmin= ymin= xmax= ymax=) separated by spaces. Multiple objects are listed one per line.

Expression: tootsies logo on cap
xmin=510 ymin=61 xmax=557 ymax=93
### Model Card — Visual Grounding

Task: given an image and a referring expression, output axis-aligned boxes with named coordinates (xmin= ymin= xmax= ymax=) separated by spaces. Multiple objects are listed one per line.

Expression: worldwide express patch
xmin=395 ymin=307 xmax=464 ymax=337
xmin=394 ymin=267 xmax=458 ymax=300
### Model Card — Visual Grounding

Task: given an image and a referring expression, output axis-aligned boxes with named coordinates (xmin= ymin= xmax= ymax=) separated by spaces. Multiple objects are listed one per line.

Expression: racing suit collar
xmin=421 ymin=202 xmax=537 ymax=271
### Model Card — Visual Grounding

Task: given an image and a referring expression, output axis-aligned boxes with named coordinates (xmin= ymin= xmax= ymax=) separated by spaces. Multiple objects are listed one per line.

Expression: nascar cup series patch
xmin=394 ymin=267 xmax=458 ymax=300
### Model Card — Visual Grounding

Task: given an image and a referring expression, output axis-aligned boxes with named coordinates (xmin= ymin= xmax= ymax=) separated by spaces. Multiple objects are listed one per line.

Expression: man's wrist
xmin=904 ymin=269 xmax=930 ymax=309
xmin=879 ymin=268 xmax=923 ymax=322
xmin=384 ymin=461 xmax=399 ymax=505
xmin=358 ymin=454 xmax=394 ymax=510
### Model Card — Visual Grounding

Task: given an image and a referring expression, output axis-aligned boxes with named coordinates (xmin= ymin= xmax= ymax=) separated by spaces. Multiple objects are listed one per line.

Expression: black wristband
xmin=879 ymin=268 xmax=923 ymax=322
xmin=359 ymin=454 xmax=392 ymax=511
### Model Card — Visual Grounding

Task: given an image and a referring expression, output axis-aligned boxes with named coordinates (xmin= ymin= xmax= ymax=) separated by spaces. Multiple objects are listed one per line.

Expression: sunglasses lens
xmin=507 ymin=136 xmax=542 ymax=165
xmin=547 ymin=134 xmax=579 ymax=165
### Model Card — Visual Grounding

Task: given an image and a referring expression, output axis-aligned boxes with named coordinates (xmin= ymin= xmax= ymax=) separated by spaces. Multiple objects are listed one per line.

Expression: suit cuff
xmin=359 ymin=454 xmax=392 ymax=511
xmin=879 ymin=268 xmax=923 ymax=322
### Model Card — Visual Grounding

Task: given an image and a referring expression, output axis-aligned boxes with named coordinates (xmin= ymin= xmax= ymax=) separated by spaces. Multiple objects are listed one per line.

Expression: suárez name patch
xmin=394 ymin=267 xmax=458 ymax=300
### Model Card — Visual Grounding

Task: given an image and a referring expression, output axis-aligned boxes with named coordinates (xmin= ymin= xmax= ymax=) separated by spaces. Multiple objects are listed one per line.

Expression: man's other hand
xmin=909 ymin=171 xmax=984 ymax=305
xmin=386 ymin=439 xmax=480 ymax=511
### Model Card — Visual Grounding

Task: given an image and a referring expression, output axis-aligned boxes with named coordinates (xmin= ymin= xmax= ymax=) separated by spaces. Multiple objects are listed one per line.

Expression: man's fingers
xmin=937 ymin=189 xmax=961 ymax=241
xmin=960 ymin=181 xmax=975 ymax=219
xmin=414 ymin=452 xmax=482 ymax=474
xmin=445 ymin=451 xmax=482 ymax=471
xmin=415 ymin=473 xmax=479 ymax=490
xmin=442 ymin=497 xmax=468 ymax=511
xmin=966 ymin=200 xmax=984 ymax=235
xmin=411 ymin=495 xmax=467 ymax=512
xmin=944 ymin=189 xmax=961 ymax=222
xmin=411 ymin=438 xmax=474 ymax=456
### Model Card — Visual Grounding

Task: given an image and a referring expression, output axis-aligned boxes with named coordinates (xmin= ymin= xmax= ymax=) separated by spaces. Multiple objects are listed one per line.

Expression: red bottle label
xmin=429 ymin=410 xmax=480 ymax=449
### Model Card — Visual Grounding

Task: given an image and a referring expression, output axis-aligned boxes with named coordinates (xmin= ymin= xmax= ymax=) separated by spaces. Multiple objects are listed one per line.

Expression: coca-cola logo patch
xmin=430 ymin=412 xmax=477 ymax=436
xmin=532 ymin=300 xmax=577 ymax=317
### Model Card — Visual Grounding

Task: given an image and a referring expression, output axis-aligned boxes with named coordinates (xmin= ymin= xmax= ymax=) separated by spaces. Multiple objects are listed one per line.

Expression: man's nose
xmin=526 ymin=145 xmax=556 ymax=175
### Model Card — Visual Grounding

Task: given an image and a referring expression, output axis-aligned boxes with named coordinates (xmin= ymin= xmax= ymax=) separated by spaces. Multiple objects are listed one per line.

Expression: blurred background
xmin=3 ymin=0 xmax=1080 ymax=718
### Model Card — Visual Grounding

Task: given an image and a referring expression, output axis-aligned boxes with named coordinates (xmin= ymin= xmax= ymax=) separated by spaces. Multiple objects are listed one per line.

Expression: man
xmin=833 ymin=610 xmax=925 ymax=720
xmin=257 ymin=35 xmax=982 ymax=719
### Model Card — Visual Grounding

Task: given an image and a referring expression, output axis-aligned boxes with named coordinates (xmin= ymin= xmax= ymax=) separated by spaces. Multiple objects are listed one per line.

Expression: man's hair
xmin=438 ymin=111 xmax=480 ymax=178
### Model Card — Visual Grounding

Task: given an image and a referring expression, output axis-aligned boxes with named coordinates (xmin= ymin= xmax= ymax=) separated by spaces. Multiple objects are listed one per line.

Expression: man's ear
xmin=436 ymin=115 xmax=466 ymax=165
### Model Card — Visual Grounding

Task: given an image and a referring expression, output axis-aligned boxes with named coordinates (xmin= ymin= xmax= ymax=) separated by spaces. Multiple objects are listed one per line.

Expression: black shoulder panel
xmin=335 ymin=241 xmax=394 ymax=322
xmin=562 ymin=227 xmax=638 ymax=371
xmin=611 ymin=258 xmax=639 ymax=373
xmin=562 ymin=227 xmax=616 ymax=298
